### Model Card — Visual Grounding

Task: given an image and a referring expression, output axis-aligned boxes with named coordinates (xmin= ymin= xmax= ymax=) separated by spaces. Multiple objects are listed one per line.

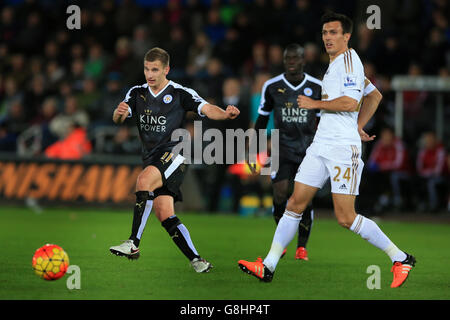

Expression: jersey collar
xmin=329 ymin=48 xmax=352 ymax=66
xmin=147 ymin=80 xmax=172 ymax=98
xmin=282 ymin=73 xmax=308 ymax=91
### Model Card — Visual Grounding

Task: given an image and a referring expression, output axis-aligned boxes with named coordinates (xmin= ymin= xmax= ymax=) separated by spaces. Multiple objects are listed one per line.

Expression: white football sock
xmin=263 ymin=210 xmax=302 ymax=272
xmin=350 ymin=214 xmax=407 ymax=263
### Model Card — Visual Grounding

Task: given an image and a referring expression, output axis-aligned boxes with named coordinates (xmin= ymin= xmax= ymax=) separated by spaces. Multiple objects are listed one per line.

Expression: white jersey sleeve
xmin=363 ymin=77 xmax=376 ymax=96
xmin=340 ymin=50 xmax=364 ymax=102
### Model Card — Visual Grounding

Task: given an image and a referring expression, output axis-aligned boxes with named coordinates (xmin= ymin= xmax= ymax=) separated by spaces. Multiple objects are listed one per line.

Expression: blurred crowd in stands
xmin=0 ymin=0 xmax=449 ymax=213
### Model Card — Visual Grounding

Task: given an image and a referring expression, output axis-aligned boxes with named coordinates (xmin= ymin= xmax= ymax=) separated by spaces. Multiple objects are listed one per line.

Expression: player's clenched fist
xmin=297 ymin=95 xmax=317 ymax=110
xmin=113 ymin=101 xmax=130 ymax=124
xmin=116 ymin=102 xmax=129 ymax=115
xmin=225 ymin=105 xmax=240 ymax=119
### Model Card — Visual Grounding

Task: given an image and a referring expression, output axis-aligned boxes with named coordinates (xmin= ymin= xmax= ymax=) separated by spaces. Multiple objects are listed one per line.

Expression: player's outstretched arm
xmin=201 ymin=104 xmax=240 ymax=120
xmin=113 ymin=102 xmax=130 ymax=124
xmin=358 ymin=87 xmax=382 ymax=141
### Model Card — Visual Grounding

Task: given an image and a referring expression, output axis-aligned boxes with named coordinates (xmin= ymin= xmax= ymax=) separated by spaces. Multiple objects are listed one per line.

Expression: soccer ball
xmin=32 ymin=244 xmax=69 ymax=280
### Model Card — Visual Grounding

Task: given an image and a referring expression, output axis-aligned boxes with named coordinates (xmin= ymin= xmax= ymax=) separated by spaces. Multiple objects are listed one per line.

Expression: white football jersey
xmin=313 ymin=48 xmax=365 ymax=147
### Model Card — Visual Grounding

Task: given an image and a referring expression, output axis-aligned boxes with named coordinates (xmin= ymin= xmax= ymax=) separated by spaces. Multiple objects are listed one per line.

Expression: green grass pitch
xmin=1 ymin=206 xmax=449 ymax=300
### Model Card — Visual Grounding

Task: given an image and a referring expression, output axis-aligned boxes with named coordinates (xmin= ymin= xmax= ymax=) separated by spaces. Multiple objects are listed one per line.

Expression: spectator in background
xmin=8 ymin=53 xmax=27 ymax=89
xmin=355 ymin=22 xmax=379 ymax=64
xmin=186 ymin=32 xmax=213 ymax=77
xmin=76 ymin=78 xmax=101 ymax=119
xmin=303 ymin=42 xmax=327 ymax=79
xmin=166 ymin=0 xmax=184 ymax=26
xmin=221 ymin=77 xmax=250 ymax=130
xmin=204 ymin=7 xmax=227 ymax=45
xmin=244 ymin=41 xmax=268 ymax=78
xmin=213 ymin=27 xmax=245 ymax=75
xmin=0 ymin=119 xmax=17 ymax=152
xmin=164 ymin=25 xmax=190 ymax=82
xmin=375 ymin=32 xmax=408 ymax=77
xmin=247 ymin=0 xmax=269 ymax=40
xmin=0 ymin=43 xmax=10 ymax=75
xmin=0 ymin=77 xmax=23 ymax=119
xmin=69 ymin=58 xmax=86 ymax=92
xmin=104 ymin=126 xmax=140 ymax=155
xmin=367 ymin=127 xmax=412 ymax=212
xmin=131 ymin=25 xmax=154 ymax=60
xmin=286 ymin=0 xmax=320 ymax=44
xmin=70 ymin=43 xmax=85 ymax=61
xmin=24 ymin=74 xmax=48 ymax=122
xmin=416 ymin=131 xmax=447 ymax=212
xmin=108 ymin=37 xmax=141 ymax=86
xmin=84 ymin=43 xmax=107 ymax=81
xmin=91 ymin=72 xmax=125 ymax=128
xmin=90 ymin=10 xmax=115 ymax=51
xmin=45 ymin=95 xmax=91 ymax=160
xmin=219 ymin=0 xmax=243 ymax=27
xmin=32 ymin=96 xmax=58 ymax=125
xmin=403 ymin=62 xmax=429 ymax=142
xmin=147 ymin=9 xmax=170 ymax=45
xmin=114 ymin=0 xmax=142 ymax=37
xmin=14 ymin=11 xmax=44 ymax=55
xmin=193 ymin=57 xmax=226 ymax=103
xmin=0 ymin=99 xmax=27 ymax=151
xmin=30 ymin=56 xmax=43 ymax=75
xmin=57 ymin=80 xmax=74 ymax=105
xmin=267 ymin=43 xmax=284 ymax=76
xmin=0 ymin=6 xmax=18 ymax=46
xmin=32 ymin=96 xmax=59 ymax=151
xmin=45 ymin=60 xmax=65 ymax=87
xmin=422 ymin=28 xmax=448 ymax=74
xmin=43 ymin=40 xmax=62 ymax=66
xmin=49 ymin=95 xmax=89 ymax=141
xmin=45 ymin=124 xmax=92 ymax=160
xmin=266 ymin=0 xmax=289 ymax=43
xmin=54 ymin=30 xmax=72 ymax=67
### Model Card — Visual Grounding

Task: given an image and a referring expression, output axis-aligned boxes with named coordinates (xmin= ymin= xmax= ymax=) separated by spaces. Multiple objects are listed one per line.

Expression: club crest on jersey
xmin=303 ymin=87 xmax=313 ymax=96
xmin=343 ymin=75 xmax=357 ymax=88
xmin=163 ymin=94 xmax=173 ymax=104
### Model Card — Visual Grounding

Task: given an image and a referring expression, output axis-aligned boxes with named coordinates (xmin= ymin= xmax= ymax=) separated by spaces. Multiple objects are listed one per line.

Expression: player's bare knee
xmin=155 ymin=209 xmax=172 ymax=222
xmin=136 ymin=175 xmax=150 ymax=191
xmin=136 ymin=168 xmax=161 ymax=191
xmin=335 ymin=210 xmax=356 ymax=229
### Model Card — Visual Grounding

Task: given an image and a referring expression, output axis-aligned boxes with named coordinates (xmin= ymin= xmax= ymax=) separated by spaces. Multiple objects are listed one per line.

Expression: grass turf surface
xmin=1 ymin=206 xmax=449 ymax=300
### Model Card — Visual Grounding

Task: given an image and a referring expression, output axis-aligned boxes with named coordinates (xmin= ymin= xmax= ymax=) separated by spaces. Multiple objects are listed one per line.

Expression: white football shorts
xmin=295 ymin=142 xmax=364 ymax=195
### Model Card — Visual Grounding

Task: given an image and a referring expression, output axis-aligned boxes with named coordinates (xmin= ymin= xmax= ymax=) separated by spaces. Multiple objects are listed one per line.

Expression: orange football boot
xmin=238 ymin=257 xmax=274 ymax=282
xmin=390 ymin=253 xmax=416 ymax=288
xmin=295 ymin=247 xmax=309 ymax=260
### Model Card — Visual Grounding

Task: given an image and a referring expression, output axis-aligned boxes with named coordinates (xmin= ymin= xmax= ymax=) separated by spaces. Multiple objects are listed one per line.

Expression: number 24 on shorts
xmin=333 ymin=166 xmax=352 ymax=182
